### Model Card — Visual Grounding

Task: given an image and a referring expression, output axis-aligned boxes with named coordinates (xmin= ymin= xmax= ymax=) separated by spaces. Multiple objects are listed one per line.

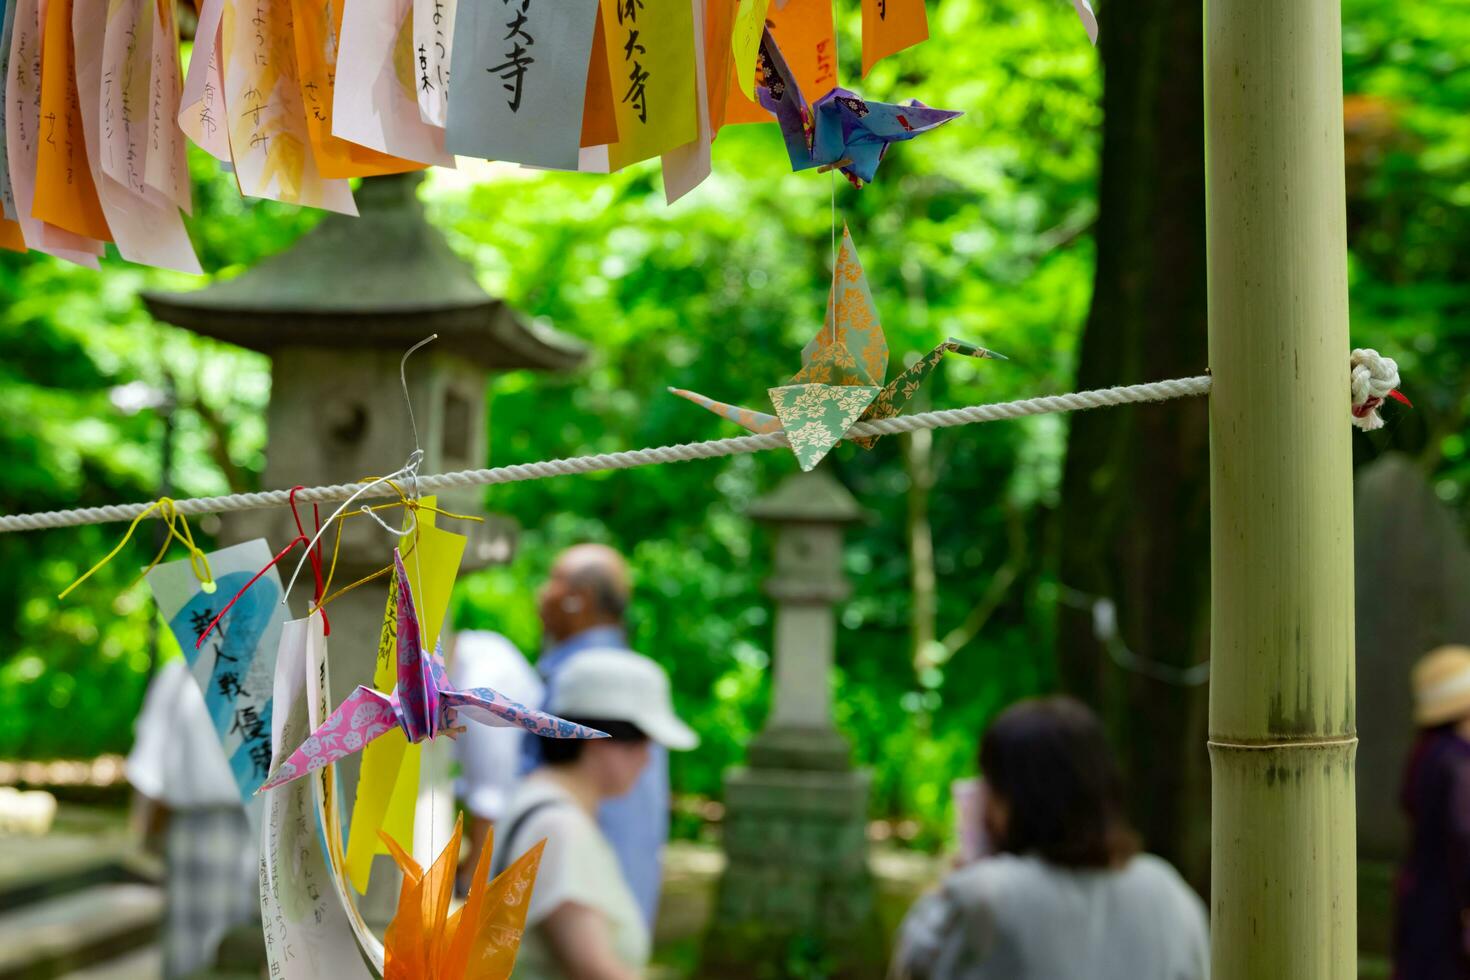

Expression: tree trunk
xmin=1054 ymin=0 xmax=1211 ymax=882
xmin=1206 ymin=2 xmax=1357 ymax=976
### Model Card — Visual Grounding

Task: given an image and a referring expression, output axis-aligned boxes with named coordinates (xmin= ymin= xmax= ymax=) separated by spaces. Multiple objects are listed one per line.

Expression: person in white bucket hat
xmin=492 ymin=649 xmax=698 ymax=980
xmin=1395 ymin=645 xmax=1470 ymax=976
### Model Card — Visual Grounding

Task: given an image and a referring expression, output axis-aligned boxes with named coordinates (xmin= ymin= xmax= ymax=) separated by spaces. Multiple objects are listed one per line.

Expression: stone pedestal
xmin=701 ymin=471 xmax=883 ymax=978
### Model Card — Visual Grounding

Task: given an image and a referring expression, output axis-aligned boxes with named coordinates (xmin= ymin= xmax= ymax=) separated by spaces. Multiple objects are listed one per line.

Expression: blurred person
xmin=494 ymin=649 xmax=698 ymax=980
xmin=1394 ymin=645 xmax=1470 ymax=978
xmin=520 ymin=543 xmax=670 ymax=928
xmin=450 ymin=629 xmax=545 ymax=893
xmin=891 ymin=697 xmax=1209 ymax=980
xmin=127 ymin=657 xmax=258 ymax=979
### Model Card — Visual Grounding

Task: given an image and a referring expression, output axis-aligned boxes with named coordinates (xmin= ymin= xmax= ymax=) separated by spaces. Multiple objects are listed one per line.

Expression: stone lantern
xmin=142 ymin=171 xmax=584 ymax=923
xmin=702 ymin=469 xmax=882 ymax=978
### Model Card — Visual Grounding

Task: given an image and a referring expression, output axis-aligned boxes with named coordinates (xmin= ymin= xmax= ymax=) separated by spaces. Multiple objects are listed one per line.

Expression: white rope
xmin=1350 ymin=348 xmax=1402 ymax=432
xmin=0 ymin=375 xmax=1213 ymax=534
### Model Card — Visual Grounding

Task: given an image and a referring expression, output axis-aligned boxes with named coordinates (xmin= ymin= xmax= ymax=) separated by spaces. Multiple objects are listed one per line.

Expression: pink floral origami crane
xmin=259 ymin=550 xmax=604 ymax=792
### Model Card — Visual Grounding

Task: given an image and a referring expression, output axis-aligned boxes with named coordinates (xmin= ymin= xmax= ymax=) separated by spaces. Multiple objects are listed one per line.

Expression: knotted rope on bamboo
xmin=1350 ymin=348 xmax=1410 ymax=431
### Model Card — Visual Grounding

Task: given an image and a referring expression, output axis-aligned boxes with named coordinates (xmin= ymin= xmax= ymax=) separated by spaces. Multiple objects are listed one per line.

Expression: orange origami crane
xmin=379 ymin=816 xmax=544 ymax=980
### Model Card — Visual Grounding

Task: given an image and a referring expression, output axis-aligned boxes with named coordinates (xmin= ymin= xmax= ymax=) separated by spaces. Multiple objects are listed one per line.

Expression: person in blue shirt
xmin=519 ymin=543 xmax=669 ymax=929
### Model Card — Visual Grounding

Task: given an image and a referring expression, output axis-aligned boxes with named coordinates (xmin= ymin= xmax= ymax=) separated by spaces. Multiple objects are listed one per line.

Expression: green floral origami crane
xmin=670 ymin=226 xmax=1004 ymax=471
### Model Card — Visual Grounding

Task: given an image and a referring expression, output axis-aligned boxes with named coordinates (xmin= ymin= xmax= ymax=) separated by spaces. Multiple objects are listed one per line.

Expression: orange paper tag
xmin=860 ymin=0 xmax=927 ymax=76
xmin=289 ymin=0 xmax=427 ymax=179
xmin=0 ymin=217 xmax=27 ymax=253
xmin=581 ymin=5 xmax=619 ymax=148
xmin=33 ymin=0 xmax=111 ymax=241
xmin=723 ymin=0 xmax=836 ymax=127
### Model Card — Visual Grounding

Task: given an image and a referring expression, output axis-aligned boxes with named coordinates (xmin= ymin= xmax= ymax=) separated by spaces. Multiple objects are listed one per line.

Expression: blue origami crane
xmin=756 ymin=28 xmax=962 ymax=187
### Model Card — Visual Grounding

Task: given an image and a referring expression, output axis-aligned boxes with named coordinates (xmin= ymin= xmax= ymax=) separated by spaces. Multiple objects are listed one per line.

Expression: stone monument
xmin=142 ymin=171 xmax=584 ymax=928
xmin=702 ymin=469 xmax=883 ymax=978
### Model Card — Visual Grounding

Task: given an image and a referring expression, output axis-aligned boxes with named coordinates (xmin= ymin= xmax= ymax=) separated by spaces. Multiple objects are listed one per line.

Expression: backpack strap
xmin=491 ymin=798 xmax=568 ymax=878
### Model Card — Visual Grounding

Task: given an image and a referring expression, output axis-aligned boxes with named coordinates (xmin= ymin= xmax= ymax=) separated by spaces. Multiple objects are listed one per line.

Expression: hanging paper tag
xmin=146 ymin=539 xmax=288 ymax=803
xmin=602 ymin=0 xmax=697 ymax=170
xmin=74 ymin=0 xmax=201 ymax=273
xmin=444 ymin=0 xmax=600 ymax=170
xmin=580 ymin=5 xmax=618 ymax=148
xmin=729 ymin=0 xmax=770 ymax=100
xmin=859 ymin=0 xmax=927 ymax=77
xmin=345 ymin=503 xmax=465 ymax=890
xmin=144 ymin=0 xmax=191 ymax=212
xmin=1070 ymin=0 xmax=1098 ymax=45
xmin=722 ymin=0 xmax=834 ymax=127
xmin=260 ymin=617 xmax=376 ymax=980
xmin=177 ymin=0 xmax=230 ymax=163
xmin=99 ymin=0 xmax=154 ymax=196
xmin=412 ymin=0 xmax=456 ymax=127
xmin=660 ymin=0 xmax=712 ymax=203
xmin=0 ymin=0 xmax=22 ymax=221
xmin=304 ymin=613 xmax=387 ymax=974
xmin=219 ymin=0 xmax=358 ymax=214
xmin=333 ymin=0 xmax=453 ymax=167
xmin=6 ymin=0 xmax=98 ymax=264
xmin=33 ymin=0 xmax=112 ymax=242
xmin=288 ymin=0 xmax=427 ymax=179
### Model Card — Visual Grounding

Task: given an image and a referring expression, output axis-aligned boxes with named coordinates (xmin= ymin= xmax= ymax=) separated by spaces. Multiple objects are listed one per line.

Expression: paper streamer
xmin=260 ymin=617 xmax=376 ymax=980
xmin=333 ymin=0 xmax=452 ymax=167
xmin=219 ymin=0 xmax=356 ymax=213
xmin=602 ymin=0 xmax=696 ymax=170
xmin=177 ymin=0 xmax=229 ymax=163
xmin=412 ymin=0 xmax=455 ymax=127
xmin=304 ymin=613 xmax=387 ymax=973
xmin=10 ymin=0 xmax=101 ymax=265
xmin=34 ymin=0 xmax=112 ymax=242
xmin=722 ymin=0 xmax=834 ymax=128
xmin=445 ymin=0 xmax=600 ymax=170
xmin=144 ymin=0 xmax=191 ymax=211
xmin=661 ymin=0 xmax=711 ymax=203
xmin=146 ymin=540 xmax=289 ymax=807
xmin=729 ymin=0 xmax=769 ymax=100
xmin=73 ymin=0 xmax=200 ymax=273
xmin=860 ymin=0 xmax=927 ymax=77
xmin=345 ymin=503 xmax=465 ymax=891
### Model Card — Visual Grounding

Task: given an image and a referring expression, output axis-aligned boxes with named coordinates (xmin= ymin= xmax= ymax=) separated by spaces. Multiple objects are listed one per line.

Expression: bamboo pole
xmin=1205 ymin=1 xmax=1357 ymax=977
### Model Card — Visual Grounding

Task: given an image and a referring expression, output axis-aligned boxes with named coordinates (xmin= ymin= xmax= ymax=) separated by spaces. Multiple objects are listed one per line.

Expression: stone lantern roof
xmin=748 ymin=470 xmax=868 ymax=525
xmin=142 ymin=172 xmax=586 ymax=373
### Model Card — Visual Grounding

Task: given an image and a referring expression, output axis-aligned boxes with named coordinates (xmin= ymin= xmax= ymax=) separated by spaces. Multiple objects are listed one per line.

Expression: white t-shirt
xmin=126 ymin=658 xmax=241 ymax=809
xmin=450 ymin=630 xmax=544 ymax=822
xmin=497 ymin=774 xmax=650 ymax=979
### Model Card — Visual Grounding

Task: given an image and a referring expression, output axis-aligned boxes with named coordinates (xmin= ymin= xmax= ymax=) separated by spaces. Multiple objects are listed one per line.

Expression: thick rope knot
xmin=1350 ymin=348 xmax=1408 ymax=431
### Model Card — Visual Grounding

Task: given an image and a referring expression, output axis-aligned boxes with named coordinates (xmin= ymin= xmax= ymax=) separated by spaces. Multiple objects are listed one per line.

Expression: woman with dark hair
xmin=492 ymin=649 xmax=698 ymax=980
xmin=891 ymin=697 xmax=1208 ymax=980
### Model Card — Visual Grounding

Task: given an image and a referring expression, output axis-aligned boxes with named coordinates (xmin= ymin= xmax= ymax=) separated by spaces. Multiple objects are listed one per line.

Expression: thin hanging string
xmin=57 ymin=497 xmax=214 ymax=600
xmin=829 ymin=169 xmax=837 ymax=271
xmin=282 ymin=335 xmax=439 ymax=607
xmin=0 ymin=376 xmax=1217 ymax=534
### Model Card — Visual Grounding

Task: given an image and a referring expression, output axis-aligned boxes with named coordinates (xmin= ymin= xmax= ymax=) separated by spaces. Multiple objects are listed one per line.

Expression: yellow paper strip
xmin=729 ymin=0 xmax=770 ymax=100
xmin=603 ymin=0 xmax=697 ymax=170
xmin=345 ymin=500 xmax=467 ymax=892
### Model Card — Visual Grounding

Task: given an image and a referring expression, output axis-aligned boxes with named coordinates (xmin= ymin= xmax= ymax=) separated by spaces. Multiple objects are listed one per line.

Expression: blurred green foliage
xmin=0 ymin=0 xmax=1465 ymax=849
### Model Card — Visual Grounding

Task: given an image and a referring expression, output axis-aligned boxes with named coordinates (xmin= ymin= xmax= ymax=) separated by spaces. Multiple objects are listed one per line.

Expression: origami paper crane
xmin=259 ymin=550 xmax=604 ymax=791
xmin=756 ymin=28 xmax=962 ymax=187
xmin=670 ymin=226 xmax=1004 ymax=471
xmin=380 ymin=815 xmax=542 ymax=980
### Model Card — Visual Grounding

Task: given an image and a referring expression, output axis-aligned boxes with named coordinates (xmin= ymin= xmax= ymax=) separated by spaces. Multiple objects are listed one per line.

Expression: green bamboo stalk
xmin=1205 ymin=1 xmax=1357 ymax=977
